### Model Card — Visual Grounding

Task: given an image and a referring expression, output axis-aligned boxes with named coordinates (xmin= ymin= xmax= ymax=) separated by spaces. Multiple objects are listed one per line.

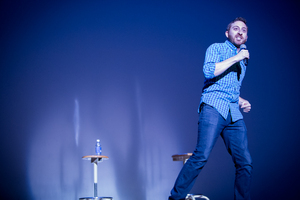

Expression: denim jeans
xmin=169 ymin=104 xmax=252 ymax=200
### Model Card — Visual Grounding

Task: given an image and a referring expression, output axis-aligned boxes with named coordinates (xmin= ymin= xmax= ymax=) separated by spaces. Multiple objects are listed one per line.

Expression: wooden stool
xmin=79 ymin=155 xmax=113 ymax=200
xmin=172 ymin=153 xmax=210 ymax=200
xmin=172 ymin=153 xmax=193 ymax=165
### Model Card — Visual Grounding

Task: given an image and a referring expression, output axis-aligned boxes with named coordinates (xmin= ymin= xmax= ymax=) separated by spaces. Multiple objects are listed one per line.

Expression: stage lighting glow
xmin=26 ymin=88 xmax=180 ymax=200
xmin=74 ymin=98 xmax=80 ymax=146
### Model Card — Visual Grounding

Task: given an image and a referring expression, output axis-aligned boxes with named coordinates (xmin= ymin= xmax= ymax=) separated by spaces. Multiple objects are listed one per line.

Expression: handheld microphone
xmin=240 ymin=44 xmax=248 ymax=66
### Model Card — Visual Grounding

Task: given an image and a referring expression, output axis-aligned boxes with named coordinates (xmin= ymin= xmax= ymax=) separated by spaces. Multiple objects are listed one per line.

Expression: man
xmin=169 ymin=17 xmax=252 ymax=200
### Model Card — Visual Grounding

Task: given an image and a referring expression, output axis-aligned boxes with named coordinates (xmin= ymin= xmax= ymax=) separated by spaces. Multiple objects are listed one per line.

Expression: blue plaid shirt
xmin=199 ymin=40 xmax=247 ymax=122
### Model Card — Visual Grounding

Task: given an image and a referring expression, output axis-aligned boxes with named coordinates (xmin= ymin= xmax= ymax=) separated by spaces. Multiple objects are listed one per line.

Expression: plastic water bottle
xmin=95 ymin=139 xmax=102 ymax=155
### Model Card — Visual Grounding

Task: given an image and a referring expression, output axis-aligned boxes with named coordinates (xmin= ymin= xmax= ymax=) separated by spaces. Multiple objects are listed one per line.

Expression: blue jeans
xmin=169 ymin=104 xmax=252 ymax=200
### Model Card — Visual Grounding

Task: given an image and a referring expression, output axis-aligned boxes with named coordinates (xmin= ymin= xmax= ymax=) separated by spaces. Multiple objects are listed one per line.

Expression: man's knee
xmin=236 ymin=163 xmax=253 ymax=175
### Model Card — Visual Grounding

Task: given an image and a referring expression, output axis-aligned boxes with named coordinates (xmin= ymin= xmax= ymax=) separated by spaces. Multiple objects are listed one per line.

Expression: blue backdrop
xmin=1 ymin=0 xmax=300 ymax=200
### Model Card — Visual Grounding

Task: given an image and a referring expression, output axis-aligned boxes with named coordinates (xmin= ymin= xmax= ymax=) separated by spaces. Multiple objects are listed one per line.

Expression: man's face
xmin=225 ymin=20 xmax=248 ymax=48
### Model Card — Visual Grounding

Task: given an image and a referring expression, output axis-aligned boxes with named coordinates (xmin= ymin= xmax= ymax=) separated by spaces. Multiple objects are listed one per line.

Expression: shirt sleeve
xmin=203 ymin=44 xmax=220 ymax=79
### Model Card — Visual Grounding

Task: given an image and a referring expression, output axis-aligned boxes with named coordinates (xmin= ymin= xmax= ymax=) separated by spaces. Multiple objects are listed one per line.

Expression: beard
xmin=228 ymin=34 xmax=246 ymax=48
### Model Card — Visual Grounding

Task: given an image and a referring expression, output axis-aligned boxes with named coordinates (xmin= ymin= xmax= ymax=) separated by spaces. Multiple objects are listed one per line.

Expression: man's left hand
xmin=240 ymin=100 xmax=251 ymax=113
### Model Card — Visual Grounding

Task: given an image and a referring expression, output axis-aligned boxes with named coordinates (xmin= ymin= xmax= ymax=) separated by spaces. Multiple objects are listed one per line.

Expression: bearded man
xmin=168 ymin=17 xmax=252 ymax=200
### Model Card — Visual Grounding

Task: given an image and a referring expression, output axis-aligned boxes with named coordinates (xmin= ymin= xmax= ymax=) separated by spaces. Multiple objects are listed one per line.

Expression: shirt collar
xmin=225 ymin=40 xmax=237 ymax=52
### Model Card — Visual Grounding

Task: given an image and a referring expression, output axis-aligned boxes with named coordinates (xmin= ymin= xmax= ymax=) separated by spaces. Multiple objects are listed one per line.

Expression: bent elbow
xmin=203 ymin=63 xmax=216 ymax=79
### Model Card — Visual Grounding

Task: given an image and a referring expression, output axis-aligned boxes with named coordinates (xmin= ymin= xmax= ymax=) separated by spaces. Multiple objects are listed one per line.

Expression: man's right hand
xmin=214 ymin=49 xmax=249 ymax=77
xmin=236 ymin=49 xmax=250 ymax=62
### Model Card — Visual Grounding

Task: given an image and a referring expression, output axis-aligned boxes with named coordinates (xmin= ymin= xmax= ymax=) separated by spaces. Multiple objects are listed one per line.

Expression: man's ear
xmin=225 ymin=31 xmax=228 ymax=38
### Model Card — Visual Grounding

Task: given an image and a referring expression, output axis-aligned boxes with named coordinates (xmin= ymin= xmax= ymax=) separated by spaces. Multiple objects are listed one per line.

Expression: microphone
xmin=240 ymin=44 xmax=248 ymax=66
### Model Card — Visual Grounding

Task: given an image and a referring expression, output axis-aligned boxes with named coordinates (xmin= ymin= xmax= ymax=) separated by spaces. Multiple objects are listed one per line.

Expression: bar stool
xmin=172 ymin=153 xmax=210 ymax=200
xmin=80 ymin=155 xmax=113 ymax=200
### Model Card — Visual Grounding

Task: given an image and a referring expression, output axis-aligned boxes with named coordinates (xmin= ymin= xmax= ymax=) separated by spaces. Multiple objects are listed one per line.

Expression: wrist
xmin=239 ymin=97 xmax=244 ymax=105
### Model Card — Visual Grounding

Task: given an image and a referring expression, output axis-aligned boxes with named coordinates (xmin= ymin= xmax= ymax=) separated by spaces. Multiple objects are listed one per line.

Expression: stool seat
xmin=172 ymin=153 xmax=193 ymax=164
xmin=172 ymin=153 xmax=193 ymax=162
xmin=82 ymin=155 xmax=109 ymax=163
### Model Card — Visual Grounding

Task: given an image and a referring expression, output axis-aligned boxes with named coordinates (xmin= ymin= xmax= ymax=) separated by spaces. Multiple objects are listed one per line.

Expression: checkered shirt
xmin=199 ymin=40 xmax=247 ymax=122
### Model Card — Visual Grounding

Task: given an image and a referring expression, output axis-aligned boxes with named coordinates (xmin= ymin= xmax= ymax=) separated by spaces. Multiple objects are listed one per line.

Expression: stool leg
xmin=94 ymin=162 xmax=98 ymax=197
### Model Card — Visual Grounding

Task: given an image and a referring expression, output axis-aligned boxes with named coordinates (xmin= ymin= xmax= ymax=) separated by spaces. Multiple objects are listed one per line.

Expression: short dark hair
xmin=226 ymin=17 xmax=247 ymax=32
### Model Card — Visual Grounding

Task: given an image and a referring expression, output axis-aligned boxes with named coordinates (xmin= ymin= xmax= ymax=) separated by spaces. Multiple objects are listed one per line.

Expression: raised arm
xmin=214 ymin=49 xmax=249 ymax=76
xmin=203 ymin=44 xmax=250 ymax=79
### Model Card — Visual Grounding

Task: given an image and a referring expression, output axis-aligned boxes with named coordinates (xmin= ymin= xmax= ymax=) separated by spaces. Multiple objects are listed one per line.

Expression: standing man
xmin=169 ymin=17 xmax=252 ymax=200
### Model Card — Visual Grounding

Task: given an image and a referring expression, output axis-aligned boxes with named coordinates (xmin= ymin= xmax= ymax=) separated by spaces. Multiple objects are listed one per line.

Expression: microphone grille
xmin=240 ymin=44 xmax=247 ymax=49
